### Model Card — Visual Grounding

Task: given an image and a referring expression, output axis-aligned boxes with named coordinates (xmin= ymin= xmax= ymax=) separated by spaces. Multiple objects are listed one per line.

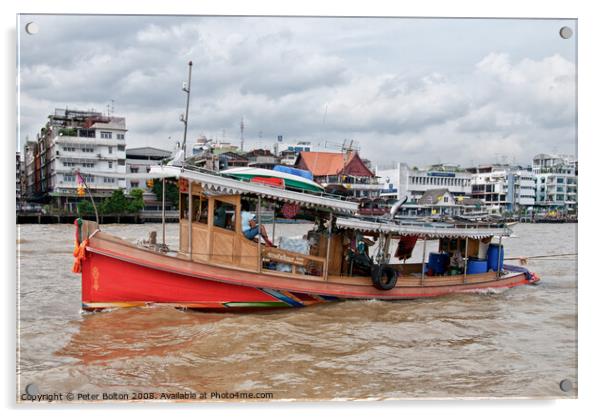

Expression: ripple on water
xmin=17 ymin=223 xmax=577 ymax=399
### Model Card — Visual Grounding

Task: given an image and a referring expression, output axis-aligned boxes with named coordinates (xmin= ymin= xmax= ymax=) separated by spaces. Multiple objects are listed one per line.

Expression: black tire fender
xmin=371 ymin=265 xmax=398 ymax=291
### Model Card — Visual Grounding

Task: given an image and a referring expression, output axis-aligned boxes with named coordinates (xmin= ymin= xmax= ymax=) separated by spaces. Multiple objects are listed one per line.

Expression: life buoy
xmin=371 ymin=265 xmax=398 ymax=291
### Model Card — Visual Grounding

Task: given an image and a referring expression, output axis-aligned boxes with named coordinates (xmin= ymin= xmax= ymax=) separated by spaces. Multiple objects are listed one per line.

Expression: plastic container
xmin=467 ymin=259 xmax=488 ymax=275
xmin=427 ymin=252 xmax=450 ymax=275
xmin=487 ymin=244 xmax=505 ymax=272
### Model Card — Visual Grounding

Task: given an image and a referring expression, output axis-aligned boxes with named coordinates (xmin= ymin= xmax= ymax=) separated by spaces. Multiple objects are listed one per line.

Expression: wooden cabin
xmin=175 ymin=173 xmax=510 ymax=290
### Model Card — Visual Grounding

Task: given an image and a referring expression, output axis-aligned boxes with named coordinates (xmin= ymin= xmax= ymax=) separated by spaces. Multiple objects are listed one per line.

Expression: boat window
xmin=213 ymin=200 xmax=235 ymax=231
xmin=193 ymin=195 xmax=208 ymax=224
xmin=180 ymin=192 xmax=189 ymax=220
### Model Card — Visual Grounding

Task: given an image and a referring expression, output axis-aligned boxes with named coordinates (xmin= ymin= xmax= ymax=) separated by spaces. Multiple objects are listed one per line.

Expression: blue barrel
xmin=467 ymin=259 xmax=488 ymax=275
xmin=487 ymin=244 xmax=504 ymax=272
xmin=427 ymin=252 xmax=450 ymax=275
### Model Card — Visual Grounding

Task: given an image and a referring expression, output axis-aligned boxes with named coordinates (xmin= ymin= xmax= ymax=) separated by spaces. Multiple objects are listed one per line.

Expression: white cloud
xmin=18 ymin=16 xmax=577 ymax=166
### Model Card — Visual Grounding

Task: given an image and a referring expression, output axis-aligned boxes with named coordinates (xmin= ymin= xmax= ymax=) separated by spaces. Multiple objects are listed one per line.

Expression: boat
xmin=221 ymin=166 xmax=324 ymax=193
xmin=71 ymin=165 xmax=540 ymax=311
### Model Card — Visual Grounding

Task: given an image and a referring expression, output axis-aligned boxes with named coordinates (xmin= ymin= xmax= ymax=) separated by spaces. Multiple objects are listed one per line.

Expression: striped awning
xmin=149 ymin=165 xmax=358 ymax=214
xmin=336 ymin=217 xmax=511 ymax=238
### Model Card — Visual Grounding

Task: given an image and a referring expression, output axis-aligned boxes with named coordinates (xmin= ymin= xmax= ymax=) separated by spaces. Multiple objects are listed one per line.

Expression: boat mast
xmin=161 ymin=174 xmax=166 ymax=247
xmin=181 ymin=61 xmax=193 ymax=158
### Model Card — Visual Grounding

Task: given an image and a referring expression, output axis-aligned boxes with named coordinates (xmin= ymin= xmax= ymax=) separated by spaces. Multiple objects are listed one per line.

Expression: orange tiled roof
xmin=298 ymin=151 xmax=350 ymax=176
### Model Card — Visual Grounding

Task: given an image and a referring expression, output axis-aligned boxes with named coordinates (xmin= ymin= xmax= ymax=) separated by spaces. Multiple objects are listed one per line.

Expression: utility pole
xmin=181 ymin=61 xmax=193 ymax=158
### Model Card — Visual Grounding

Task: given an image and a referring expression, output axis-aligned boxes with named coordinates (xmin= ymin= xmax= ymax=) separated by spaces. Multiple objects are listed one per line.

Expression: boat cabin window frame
xmin=192 ymin=194 xmax=209 ymax=224
xmin=212 ymin=198 xmax=238 ymax=232
xmin=179 ymin=191 xmax=189 ymax=221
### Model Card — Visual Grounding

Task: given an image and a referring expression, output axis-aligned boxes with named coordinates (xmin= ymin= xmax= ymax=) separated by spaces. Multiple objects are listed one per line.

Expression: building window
xmin=131 ymin=167 xmax=139 ymax=173
xmin=117 ymin=133 xmax=125 ymax=140
xmin=63 ymin=174 xmax=75 ymax=182
xmin=101 ymin=131 xmax=113 ymax=139
xmin=118 ymin=159 xmax=125 ymax=166
xmin=117 ymin=145 xmax=125 ymax=151
xmin=104 ymin=177 xmax=115 ymax=183
xmin=131 ymin=181 xmax=139 ymax=188
xmin=108 ymin=146 xmax=113 ymax=154
xmin=108 ymin=162 xmax=113 ymax=169
xmin=79 ymin=129 xmax=95 ymax=138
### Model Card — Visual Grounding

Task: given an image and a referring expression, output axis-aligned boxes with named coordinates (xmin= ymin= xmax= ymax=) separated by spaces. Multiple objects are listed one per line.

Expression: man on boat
xmin=241 ymin=201 xmax=274 ymax=247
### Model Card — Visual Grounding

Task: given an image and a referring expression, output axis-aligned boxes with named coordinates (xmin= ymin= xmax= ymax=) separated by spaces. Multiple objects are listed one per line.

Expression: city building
xmin=192 ymin=135 xmax=239 ymax=156
xmin=125 ymin=147 xmax=172 ymax=191
xmin=388 ymin=189 xmax=483 ymax=218
xmin=467 ymin=165 xmax=536 ymax=214
xmin=533 ymin=153 xmax=577 ymax=172
xmin=23 ymin=140 xmax=37 ymax=199
xmin=376 ymin=163 xmax=472 ymax=202
xmin=244 ymin=149 xmax=280 ymax=169
xmin=295 ymin=151 xmax=378 ymax=199
xmin=274 ymin=141 xmax=313 ymax=166
xmin=16 ymin=152 xmax=24 ymax=203
xmin=218 ymin=151 xmax=249 ymax=170
xmin=25 ymin=108 xmax=127 ymax=211
xmin=532 ymin=153 xmax=578 ymax=214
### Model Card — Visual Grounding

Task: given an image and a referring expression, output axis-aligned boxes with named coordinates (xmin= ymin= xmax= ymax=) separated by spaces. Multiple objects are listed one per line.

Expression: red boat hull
xmin=81 ymin=252 xmax=331 ymax=310
xmin=80 ymin=241 xmax=538 ymax=311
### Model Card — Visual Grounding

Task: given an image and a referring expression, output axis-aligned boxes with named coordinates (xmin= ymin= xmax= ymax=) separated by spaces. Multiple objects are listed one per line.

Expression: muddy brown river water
xmin=16 ymin=222 xmax=577 ymax=401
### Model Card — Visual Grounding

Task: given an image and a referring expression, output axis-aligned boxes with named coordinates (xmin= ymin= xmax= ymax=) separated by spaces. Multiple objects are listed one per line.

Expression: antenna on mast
xmin=180 ymin=61 xmax=193 ymax=158
xmin=240 ymin=117 xmax=245 ymax=152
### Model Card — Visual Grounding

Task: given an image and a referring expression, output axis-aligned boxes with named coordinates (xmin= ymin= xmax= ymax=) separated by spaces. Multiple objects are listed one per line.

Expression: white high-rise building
xmin=467 ymin=165 xmax=535 ymax=214
xmin=30 ymin=108 xmax=127 ymax=211
xmin=532 ymin=153 xmax=578 ymax=214
xmin=376 ymin=162 xmax=472 ymax=202
xmin=126 ymin=147 xmax=172 ymax=191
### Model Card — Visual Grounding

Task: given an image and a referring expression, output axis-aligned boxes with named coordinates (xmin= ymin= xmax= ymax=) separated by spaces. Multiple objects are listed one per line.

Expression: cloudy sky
xmin=18 ymin=15 xmax=576 ymax=167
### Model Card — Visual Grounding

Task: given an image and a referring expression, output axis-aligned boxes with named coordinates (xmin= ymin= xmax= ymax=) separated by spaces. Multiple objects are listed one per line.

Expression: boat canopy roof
xmin=336 ymin=216 xmax=512 ymax=239
xmin=149 ymin=165 xmax=358 ymax=214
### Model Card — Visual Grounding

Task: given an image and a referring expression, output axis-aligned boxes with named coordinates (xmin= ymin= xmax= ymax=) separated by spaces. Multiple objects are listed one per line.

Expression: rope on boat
xmin=506 ymin=253 xmax=577 ymax=265
xmin=506 ymin=253 xmax=577 ymax=260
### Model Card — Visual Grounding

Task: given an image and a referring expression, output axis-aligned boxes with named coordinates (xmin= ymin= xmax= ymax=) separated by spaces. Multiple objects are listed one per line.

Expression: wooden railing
xmin=261 ymin=247 xmax=326 ymax=278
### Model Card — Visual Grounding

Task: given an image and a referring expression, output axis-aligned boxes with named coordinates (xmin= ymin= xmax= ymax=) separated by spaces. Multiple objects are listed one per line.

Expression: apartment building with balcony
xmin=125 ymin=147 xmax=171 ymax=191
xmin=532 ymin=153 xmax=578 ymax=214
xmin=376 ymin=163 xmax=472 ymax=203
xmin=467 ymin=165 xmax=536 ymax=214
xmin=24 ymin=108 xmax=127 ymax=211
